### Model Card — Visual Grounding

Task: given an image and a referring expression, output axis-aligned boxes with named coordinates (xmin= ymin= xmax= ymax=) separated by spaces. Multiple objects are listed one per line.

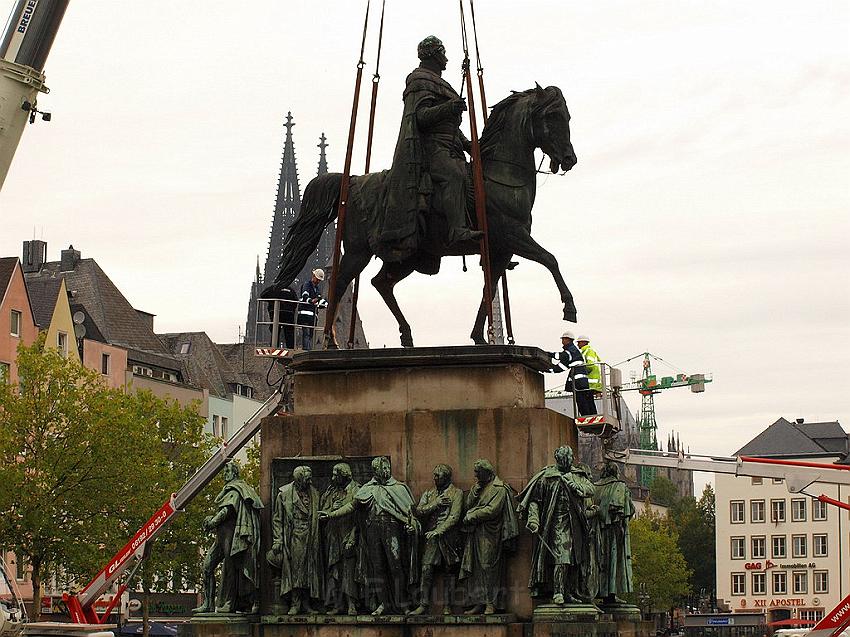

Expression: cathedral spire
xmin=317 ymin=133 xmax=328 ymax=176
xmin=263 ymin=111 xmax=302 ymax=288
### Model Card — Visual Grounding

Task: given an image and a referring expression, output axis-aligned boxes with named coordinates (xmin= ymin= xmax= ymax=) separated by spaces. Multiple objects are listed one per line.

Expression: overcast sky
xmin=1 ymin=1 xmax=848 ymax=488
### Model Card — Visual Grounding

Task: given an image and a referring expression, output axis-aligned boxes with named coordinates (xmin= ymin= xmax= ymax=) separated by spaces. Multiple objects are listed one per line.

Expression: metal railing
xmin=255 ymin=297 xmax=327 ymax=351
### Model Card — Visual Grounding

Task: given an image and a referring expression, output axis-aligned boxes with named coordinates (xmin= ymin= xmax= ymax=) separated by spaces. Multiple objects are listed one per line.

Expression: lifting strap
xmin=467 ymin=0 xmax=515 ymax=345
xmin=459 ymin=0 xmax=495 ymax=344
xmin=347 ymin=0 xmax=386 ymax=349
xmin=324 ymin=1 xmax=372 ymax=347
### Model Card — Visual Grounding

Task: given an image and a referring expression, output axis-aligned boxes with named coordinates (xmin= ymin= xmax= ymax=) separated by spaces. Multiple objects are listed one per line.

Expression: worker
xmin=576 ymin=335 xmax=603 ymax=395
xmin=298 ymin=268 xmax=326 ymax=351
xmin=551 ymin=331 xmax=597 ymax=416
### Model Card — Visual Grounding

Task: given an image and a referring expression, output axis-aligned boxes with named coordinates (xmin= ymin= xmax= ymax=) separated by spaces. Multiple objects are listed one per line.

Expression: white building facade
xmin=715 ymin=418 xmax=849 ymax=625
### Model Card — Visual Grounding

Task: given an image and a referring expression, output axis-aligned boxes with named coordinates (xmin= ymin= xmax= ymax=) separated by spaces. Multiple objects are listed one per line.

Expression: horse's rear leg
xmin=511 ymin=231 xmax=577 ymax=322
xmin=371 ymin=262 xmax=417 ymax=347
xmin=324 ymin=249 xmax=372 ymax=349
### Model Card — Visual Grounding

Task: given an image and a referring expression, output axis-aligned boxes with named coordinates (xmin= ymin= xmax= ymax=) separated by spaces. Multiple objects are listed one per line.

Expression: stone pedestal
xmin=180 ymin=613 xmax=255 ymax=637
xmin=260 ymin=346 xmax=576 ymax=620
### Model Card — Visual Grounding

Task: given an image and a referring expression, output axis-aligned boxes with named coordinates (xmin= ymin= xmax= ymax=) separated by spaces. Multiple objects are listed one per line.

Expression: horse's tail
xmin=268 ymin=172 xmax=343 ymax=291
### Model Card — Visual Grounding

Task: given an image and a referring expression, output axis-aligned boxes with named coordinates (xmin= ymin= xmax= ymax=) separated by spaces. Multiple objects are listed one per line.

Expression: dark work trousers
xmin=366 ymin=516 xmax=408 ymax=611
xmin=568 ymin=377 xmax=598 ymax=417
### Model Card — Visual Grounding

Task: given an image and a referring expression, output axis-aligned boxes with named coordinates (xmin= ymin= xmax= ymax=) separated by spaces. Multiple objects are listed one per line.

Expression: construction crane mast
xmin=618 ymin=352 xmax=712 ymax=486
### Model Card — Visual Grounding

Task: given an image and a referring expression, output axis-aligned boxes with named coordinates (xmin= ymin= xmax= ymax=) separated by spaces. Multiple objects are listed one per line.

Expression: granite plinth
xmin=289 ymin=345 xmax=551 ymax=414
xmin=180 ymin=613 xmax=255 ymax=637
xmin=259 ymin=615 xmax=523 ymax=637
xmin=599 ymin=603 xmax=642 ymax=621
xmin=532 ymin=602 xmax=601 ymax=622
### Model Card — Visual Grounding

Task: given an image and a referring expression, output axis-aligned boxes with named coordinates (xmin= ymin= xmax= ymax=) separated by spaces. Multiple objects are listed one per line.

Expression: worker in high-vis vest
xmin=576 ymin=335 xmax=603 ymax=394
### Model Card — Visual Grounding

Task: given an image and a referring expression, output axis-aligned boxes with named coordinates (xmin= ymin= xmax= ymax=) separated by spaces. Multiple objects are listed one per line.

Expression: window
xmin=751 ymin=572 xmax=766 ymax=595
xmin=800 ymin=610 xmax=824 ymax=623
xmin=791 ymin=498 xmax=807 ymax=522
xmin=792 ymin=571 xmax=808 ymax=594
xmin=221 ymin=417 xmax=229 ymax=438
xmin=813 ymin=570 xmax=829 ymax=594
xmin=731 ymin=537 xmax=746 ymax=559
xmin=57 ymin=331 xmax=68 ymax=357
xmin=731 ymin=573 xmax=746 ymax=596
xmin=751 ymin=536 xmax=766 ymax=559
xmin=0 ymin=362 xmax=9 ymax=384
xmin=13 ymin=554 xmax=26 ymax=581
xmin=813 ymin=499 xmax=828 ymax=521
xmin=751 ymin=477 xmax=762 ymax=485
xmin=771 ymin=499 xmax=786 ymax=523
xmin=101 ymin=353 xmax=110 ymax=375
xmin=772 ymin=571 xmax=787 ymax=595
xmin=212 ymin=415 xmax=220 ymax=437
xmin=812 ymin=534 xmax=827 ymax=557
xmin=179 ymin=342 xmax=190 ymax=354
xmin=730 ymin=500 xmax=745 ymax=524
xmin=771 ymin=535 xmax=786 ymax=558
xmin=10 ymin=309 xmax=21 ymax=336
xmin=751 ymin=500 xmax=765 ymax=523
xmin=792 ymin=534 xmax=807 ymax=558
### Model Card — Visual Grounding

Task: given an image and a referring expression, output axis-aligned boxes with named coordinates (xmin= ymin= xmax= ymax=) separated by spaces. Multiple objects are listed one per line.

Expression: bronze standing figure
xmin=193 ymin=462 xmax=262 ymax=615
xmin=409 ymin=464 xmax=464 ymax=615
xmin=269 ymin=466 xmax=322 ymax=615
xmin=459 ymin=459 xmax=519 ymax=615
xmin=319 ymin=463 xmax=361 ymax=615
xmin=593 ymin=461 xmax=635 ymax=605
xmin=517 ymin=446 xmax=595 ymax=605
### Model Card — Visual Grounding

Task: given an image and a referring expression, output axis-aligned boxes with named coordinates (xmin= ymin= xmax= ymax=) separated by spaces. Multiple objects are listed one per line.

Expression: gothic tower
xmin=244 ymin=116 xmax=367 ymax=349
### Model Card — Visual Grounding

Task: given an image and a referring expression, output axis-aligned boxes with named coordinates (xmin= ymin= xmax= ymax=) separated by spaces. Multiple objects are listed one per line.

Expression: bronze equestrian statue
xmin=263 ymin=36 xmax=578 ymax=348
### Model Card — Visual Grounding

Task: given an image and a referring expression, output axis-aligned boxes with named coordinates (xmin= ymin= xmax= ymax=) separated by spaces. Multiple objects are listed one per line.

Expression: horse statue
xmin=263 ymin=84 xmax=578 ymax=348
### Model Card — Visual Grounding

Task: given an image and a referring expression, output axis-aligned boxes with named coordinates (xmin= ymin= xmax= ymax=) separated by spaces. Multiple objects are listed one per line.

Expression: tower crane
xmin=616 ymin=352 xmax=712 ymax=486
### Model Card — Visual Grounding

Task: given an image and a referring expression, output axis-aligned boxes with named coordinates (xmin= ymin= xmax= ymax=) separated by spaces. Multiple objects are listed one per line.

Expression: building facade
xmin=715 ymin=417 xmax=849 ymax=625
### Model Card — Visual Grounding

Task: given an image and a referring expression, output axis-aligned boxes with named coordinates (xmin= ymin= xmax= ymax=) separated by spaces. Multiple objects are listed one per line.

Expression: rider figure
xmin=380 ymin=36 xmax=483 ymax=260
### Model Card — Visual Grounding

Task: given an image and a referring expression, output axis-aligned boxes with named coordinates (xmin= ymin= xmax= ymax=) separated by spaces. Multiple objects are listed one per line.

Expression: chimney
xmin=60 ymin=245 xmax=81 ymax=272
xmin=795 ymin=418 xmax=804 ymax=425
xmin=22 ymin=240 xmax=47 ymax=273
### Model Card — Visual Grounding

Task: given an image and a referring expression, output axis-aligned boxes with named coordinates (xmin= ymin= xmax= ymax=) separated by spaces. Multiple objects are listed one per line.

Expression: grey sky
xmin=1 ymin=1 xmax=848 ymax=488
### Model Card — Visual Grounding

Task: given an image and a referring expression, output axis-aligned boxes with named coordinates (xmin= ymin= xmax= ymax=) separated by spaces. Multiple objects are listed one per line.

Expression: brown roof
xmin=25 ymin=258 xmax=181 ymax=373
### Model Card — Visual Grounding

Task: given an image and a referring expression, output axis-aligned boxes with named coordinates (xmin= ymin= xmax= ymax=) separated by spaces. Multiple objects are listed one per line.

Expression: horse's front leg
xmin=371 ymin=261 xmax=418 ymax=347
xmin=510 ymin=231 xmax=577 ymax=323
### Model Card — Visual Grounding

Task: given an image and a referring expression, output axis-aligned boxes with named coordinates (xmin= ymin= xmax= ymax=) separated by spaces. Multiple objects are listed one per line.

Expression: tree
xmin=0 ymin=337 xmax=151 ymax=619
xmin=671 ymin=485 xmax=716 ymax=610
xmin=241 ymin=441 xmax=261 ymax=493
xmin=118 ymin=390 xmax=217 ymax=637
xmin=0 ymin=338 xmax=219 ymax=631
xmin=649 ymin=475 xmax=679 ymax=507
xmin=626 ymin=505 xmax=691 ymax=615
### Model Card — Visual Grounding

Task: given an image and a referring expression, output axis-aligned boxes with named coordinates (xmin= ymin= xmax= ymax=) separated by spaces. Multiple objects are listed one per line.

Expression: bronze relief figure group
xmin=194 ymin=445 xmax=635 ymax=618
xmin=266 ymin=456 xmax=518 ymax=616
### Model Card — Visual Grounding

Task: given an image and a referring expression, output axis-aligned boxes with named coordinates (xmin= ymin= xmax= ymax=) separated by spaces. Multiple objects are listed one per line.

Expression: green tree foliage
xmin=240 ymin=441 xmax=261 ymax=493
xmin=649 ymin=475 xmax=679 ymax=507
xmin=0 ymin=337 xmax=215 ymax=623
xmin=627 ymin=505 xmax=692 ymax=613
xmin=670 ymin=485 xmax=716 ymax=606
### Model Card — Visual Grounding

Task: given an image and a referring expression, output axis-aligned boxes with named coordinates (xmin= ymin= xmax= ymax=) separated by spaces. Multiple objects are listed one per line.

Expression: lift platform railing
xmin=545 ymin=362 xmax=623 ymax=438
xmin=254 ymin=296 xmax=327 ymax=355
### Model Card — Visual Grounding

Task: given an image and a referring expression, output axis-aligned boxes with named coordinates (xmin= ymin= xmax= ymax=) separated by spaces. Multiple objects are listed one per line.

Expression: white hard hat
xmin=561 ymin=331 xmax=575 ymax=339
xmin=312 ymin=268 xmax=325 ymax=281
xmin=576 ymin=335 xmax=590 ymax=342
